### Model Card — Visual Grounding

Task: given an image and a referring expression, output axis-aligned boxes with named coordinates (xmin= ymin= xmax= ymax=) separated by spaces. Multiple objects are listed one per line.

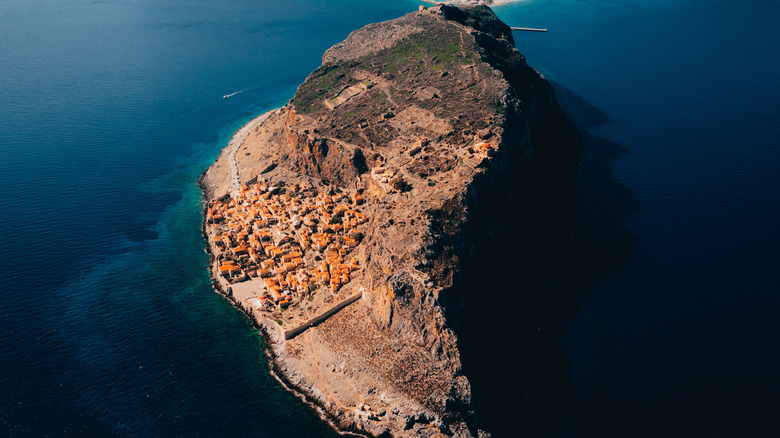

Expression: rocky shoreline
xmin=198 ymin=5 xmax=582 ymax=436
xmin=198 ymin=171 xmax=372 ymax=437
xmin=422 ymin=0 xmax=522 ymax=8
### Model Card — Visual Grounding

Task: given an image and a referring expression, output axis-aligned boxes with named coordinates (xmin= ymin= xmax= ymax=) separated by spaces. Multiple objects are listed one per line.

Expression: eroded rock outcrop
xmin=201 ymin=5 xmax=581 ymax=437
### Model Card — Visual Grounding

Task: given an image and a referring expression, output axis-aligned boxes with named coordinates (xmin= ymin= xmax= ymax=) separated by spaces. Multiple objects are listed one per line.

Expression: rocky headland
xmin=422 ymin=1 xmax=521 ymax=8
xmin=200 ymin=4 xmax=581 ymax=437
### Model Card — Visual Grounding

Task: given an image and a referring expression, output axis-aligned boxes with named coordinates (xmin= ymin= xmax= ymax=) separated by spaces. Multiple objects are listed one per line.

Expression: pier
xmin=511 ymin=27 xmax=548 ymax=32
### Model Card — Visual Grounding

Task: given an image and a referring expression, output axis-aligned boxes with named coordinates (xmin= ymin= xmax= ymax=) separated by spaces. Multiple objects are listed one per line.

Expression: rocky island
xmin=200 ymin=5 xmax=581 ymax=437
xmin=423 ymin=1 xmax=521 ymax=8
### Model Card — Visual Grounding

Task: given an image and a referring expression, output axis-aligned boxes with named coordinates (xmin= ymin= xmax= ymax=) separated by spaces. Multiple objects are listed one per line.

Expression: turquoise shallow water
xmin=0 ymin=1 xmax=419 ymax=435
xmin=1 ymin=0 xmax=779 ymax=436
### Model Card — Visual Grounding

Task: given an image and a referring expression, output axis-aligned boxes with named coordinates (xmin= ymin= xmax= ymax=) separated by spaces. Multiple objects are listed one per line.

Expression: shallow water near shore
xmin=0 ymin=1 xmax=419 ymax=435
xmin=1 ymin=0 xmax=779 ymax=436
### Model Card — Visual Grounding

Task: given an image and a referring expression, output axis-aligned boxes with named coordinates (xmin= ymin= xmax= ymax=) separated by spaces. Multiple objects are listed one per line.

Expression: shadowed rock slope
xmin=201 ymin=5 xmax=581 ymax=437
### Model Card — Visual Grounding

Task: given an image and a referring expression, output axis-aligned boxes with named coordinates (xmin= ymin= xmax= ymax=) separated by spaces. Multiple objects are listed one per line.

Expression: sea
xmin=1 ymin=0 xmax=778 ymax=436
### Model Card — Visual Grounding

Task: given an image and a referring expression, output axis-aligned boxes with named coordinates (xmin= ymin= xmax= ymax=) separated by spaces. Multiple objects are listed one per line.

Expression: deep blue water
xmin=500 ymin=1 xmax=780 ymax=436
xmin=1 ymin=0 xmax=779 ymax=436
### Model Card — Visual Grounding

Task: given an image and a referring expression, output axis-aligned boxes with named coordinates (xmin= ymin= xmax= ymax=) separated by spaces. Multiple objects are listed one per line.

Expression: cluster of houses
xmin=206 ymin=181 xmax=369 ymax=310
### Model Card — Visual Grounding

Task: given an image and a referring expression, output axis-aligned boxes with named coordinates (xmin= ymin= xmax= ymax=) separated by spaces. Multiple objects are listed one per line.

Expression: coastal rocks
xmin=201 ymin=4 xmax=581 ymax=437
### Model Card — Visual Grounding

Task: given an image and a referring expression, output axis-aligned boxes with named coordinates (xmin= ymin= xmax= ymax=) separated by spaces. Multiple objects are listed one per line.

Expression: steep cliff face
xmin=201 ymin=5 xmax=581 ymax=437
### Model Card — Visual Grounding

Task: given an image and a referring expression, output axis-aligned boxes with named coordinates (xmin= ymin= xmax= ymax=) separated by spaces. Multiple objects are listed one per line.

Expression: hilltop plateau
xmin=201 ymin=5 xmax=581 ymax=436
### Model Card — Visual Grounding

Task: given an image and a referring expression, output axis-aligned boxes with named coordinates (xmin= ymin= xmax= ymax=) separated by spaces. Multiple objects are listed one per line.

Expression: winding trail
xmin=227 ymin=108 xmax=280 ymax=191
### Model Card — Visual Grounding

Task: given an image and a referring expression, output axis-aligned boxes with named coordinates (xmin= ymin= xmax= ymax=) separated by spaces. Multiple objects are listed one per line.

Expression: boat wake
xmin=222 ymin=88 xmax=248 ymax=99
